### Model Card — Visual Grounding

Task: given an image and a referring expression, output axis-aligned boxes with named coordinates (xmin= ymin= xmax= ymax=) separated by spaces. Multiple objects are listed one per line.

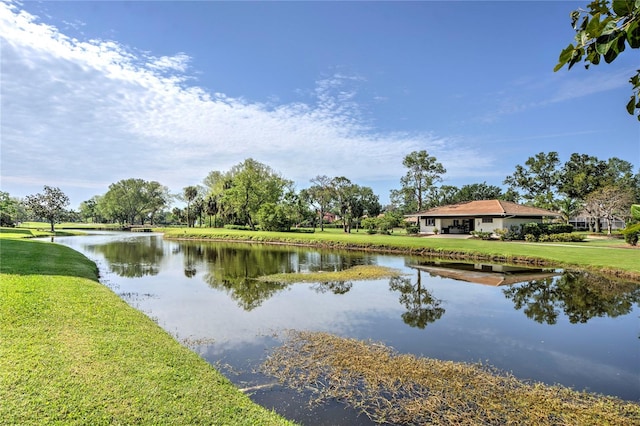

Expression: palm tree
xmin=183 ymin=186 xmax=198 ymax=227
xmin=557 ymin=197 xmax=583 ymax=225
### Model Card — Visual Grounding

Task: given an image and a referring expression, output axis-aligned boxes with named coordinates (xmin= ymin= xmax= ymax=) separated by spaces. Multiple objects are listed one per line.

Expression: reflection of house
xmin=408 ymin=200 xmax=561 ymax=235
xmin=409 ymin=262 xmax=559 ymax=286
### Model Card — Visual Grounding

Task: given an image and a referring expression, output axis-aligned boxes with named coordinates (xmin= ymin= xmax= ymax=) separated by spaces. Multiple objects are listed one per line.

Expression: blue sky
xmin=1 ymin=0 xmax=638 ymax=208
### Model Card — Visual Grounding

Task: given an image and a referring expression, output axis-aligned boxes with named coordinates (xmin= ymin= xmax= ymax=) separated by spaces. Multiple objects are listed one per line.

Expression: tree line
xmin=2 ymin=150 xmax=638 ymax=234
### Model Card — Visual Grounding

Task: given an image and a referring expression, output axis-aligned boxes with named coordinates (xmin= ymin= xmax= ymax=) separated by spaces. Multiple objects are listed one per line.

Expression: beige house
xmin=409 ymin=200 xmax=561 ymax=236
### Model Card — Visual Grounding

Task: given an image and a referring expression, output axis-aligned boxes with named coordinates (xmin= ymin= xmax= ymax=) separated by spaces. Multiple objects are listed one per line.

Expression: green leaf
xmin=612 ymin=0 xmax=633 ymax=17
xmin=602 ymin=33 xmax=626 ymax=63
xmin=595 ymin=33 xmax=615 ymax=54
xmin=554 ymin=44 xmax=576 ymax=70
xmin=626 ymin=21 xmax=640 ymax=48
xmin=586 ymin=13 xmax=602 ymax=37
xmin=567 ymin=47 xmax=584 ymax=70
xmin=600 ymin=18 xmax=618 ymax=36
xmin=570 ymin=10 xmax=581 ymax=28
xmin=627 ymin=95 xmax=635 ymax=114
xmin=588 ymin=0 xmax=611 ymax=15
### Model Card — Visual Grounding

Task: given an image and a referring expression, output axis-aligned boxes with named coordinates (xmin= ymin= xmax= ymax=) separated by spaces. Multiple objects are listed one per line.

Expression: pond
xmin=54 ymin=232 xmax=640 ymax=425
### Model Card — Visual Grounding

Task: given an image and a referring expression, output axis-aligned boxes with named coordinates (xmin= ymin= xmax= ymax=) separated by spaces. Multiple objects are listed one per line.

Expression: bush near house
xmin=470 ymin=231 xmax=493 ymax=240
xmin=495 ymin=223 xmax=582 ymax=243
xmin=622 ymin=223 xmax=640 ymax=246
xmin=622 ymin=204 xmax=640 ymax=246
xmin=405 ymin=224 xmax=419 ymax=235
xmin=361 ymin=216 xmax=395 ymax=235
xmin=538 ymin=233 xmax=585 ymax=243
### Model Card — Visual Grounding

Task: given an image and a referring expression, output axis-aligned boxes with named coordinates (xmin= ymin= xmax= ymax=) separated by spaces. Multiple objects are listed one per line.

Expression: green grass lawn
xmin=160 ymin=227 xmax=640 ymax=281
xmin=0 ymin=226 xmax=84 ymax=239
xmin=0 ymin=238 xmax=293 ymax=425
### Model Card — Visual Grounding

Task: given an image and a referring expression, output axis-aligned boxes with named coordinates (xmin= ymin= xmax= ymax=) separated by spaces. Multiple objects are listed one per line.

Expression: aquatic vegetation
xmin=256 ymin=265 xmax=403 ymax=283
xmin=262 ymin=330 xmax=640 ymax=425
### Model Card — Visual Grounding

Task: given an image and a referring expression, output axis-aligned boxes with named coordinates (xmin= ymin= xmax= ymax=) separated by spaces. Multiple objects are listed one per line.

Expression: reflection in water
xmin=178 ymin=244 xmax=202 ymax=278
xmin=312 ymin=281 xmax=354 ymax=295
xmin=503 ymin=270 xmax=640 ymax=324
xmin=87 ymin=237 xmax=164 ymax=277
xmin=408 ymin=260 xmax=558 ymax=286
xmin=389 ymin=270 xmax=445 ymax=329
xmin=177 ymin=242 xmax=377 ymax=310
xmin=54 ymin=233 xmax=640 ymax=406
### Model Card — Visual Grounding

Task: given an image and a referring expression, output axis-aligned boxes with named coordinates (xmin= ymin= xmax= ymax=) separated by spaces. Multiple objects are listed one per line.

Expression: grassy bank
xmin=0 ymin=226 xmax=83 ymax=239
xmin=160 ymin=227 xmax=640 ymax=281
xmin=0 ymin=238 xmax=293 ymax=425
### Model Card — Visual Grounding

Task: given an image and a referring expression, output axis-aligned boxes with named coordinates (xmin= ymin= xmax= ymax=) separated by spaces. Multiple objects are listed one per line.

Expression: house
xmin=408 ymin=200 xmax=561 ymax=236
xmin=568 ymin=214 xmax=626 ymax=231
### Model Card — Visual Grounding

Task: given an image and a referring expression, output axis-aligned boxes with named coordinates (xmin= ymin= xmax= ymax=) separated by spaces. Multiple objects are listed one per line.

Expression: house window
xmin=425 ymin=218 xmax=435 ymax=226
xmin=453 ymin=219 xmax=460 ymax=227
xmin=482 ymin=217 xmax=493 ymax=223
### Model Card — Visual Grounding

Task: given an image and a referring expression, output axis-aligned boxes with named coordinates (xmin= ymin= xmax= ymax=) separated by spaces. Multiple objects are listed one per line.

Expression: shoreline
xmin=162 ymin=232 xmax=640 ymax=283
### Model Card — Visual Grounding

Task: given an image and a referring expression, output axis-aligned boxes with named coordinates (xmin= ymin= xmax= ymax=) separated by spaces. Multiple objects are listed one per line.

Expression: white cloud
xmin=146 ymin=53 xmax=191 ymax=73
xmin=474 ymin=66 xmax=634 ymax=124
xmin=0 ymin=2 xmax=487 ymax=204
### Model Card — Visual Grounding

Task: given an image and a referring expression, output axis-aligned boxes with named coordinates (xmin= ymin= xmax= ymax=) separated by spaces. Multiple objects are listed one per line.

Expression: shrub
xmin=493 ymin=225 xmax=523 ymax=241
xmin=508 ymin=224 xmax=524 ymax=240
xmin=524 ymin=234 xmax=537 ymax=242
xmin=361 ymin=217 xmax=378 ymax=231
xmin=622 ymin=223 xmax=640 ymax=246
xmin=0 ymin=212 xmax=15 ymax=227
xmin=405 ymin=225 xmax=419 ymax=235
xmin=362 ymin=216 xmax=394 ymax=235
xmin=257 ymin=203 xmax=292 ymax=232
xmin=223 ymin=224 xmax=252 ymax=231
xmin=548 ymin=223 xmax=574 ymax=234
xmin=522 ymin=223 xmax=542 ymax=239
xmin=494 ymin=228 xmax=509 ymax=240
xmin=547 ymin=233 xmax=585 ymax=242
xmin=470 ymin=231 xmax=493 ymax=240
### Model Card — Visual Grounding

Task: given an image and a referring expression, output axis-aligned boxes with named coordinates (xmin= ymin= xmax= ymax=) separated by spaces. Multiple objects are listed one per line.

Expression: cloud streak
xmin=0 ymin=2 xmax=488 ymax=204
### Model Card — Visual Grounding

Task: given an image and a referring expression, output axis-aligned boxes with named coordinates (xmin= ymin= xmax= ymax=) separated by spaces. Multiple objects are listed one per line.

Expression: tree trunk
xmin=50 ymin=220 xmax=55 ymax=233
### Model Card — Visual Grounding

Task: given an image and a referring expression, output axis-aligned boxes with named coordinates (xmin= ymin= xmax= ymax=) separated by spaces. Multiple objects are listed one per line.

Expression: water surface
xmin=55 ymin=232 xmax=640 ymax=424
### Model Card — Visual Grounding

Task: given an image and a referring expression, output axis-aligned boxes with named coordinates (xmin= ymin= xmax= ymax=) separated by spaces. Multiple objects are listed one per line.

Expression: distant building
xmin=407 ymin=200 xmax=561 ymax=235
xmin=568 ymin=215 xmax=625 ymax=231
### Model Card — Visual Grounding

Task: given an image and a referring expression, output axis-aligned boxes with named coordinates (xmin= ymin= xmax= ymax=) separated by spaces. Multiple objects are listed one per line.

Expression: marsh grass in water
xmin=257 ymin=265 xmax=404 ymax=284
xmin=262 ymin=330 xmax=640 ymax=425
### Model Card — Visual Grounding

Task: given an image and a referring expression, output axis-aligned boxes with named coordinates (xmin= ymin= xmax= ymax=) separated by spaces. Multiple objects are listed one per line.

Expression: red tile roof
xmin=412 ymin=200 xmax=560 ymax=217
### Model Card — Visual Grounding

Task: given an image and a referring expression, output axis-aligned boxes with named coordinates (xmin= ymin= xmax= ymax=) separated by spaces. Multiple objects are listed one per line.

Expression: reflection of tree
xmin=297 ymin=250 xmax=376 ymax=273
xmin=180 ymin=243 xmax=201 ymax=278
xmin=198 ymin=243 xmax=294 ymax=311
xmin=311 ymin=281 xmax=353 ymax=295
xmin=389 ymin=270 xmax=445 ymax=329
xmin=503 ymin=271 xmax=640 ymax=325
xmin=502 ymin=277 xmax=560 ymax=324
xmin=90 ymin=236 xmax=164 ymax=277
xmin=177 ymin=242 xmax=376 ymax=310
